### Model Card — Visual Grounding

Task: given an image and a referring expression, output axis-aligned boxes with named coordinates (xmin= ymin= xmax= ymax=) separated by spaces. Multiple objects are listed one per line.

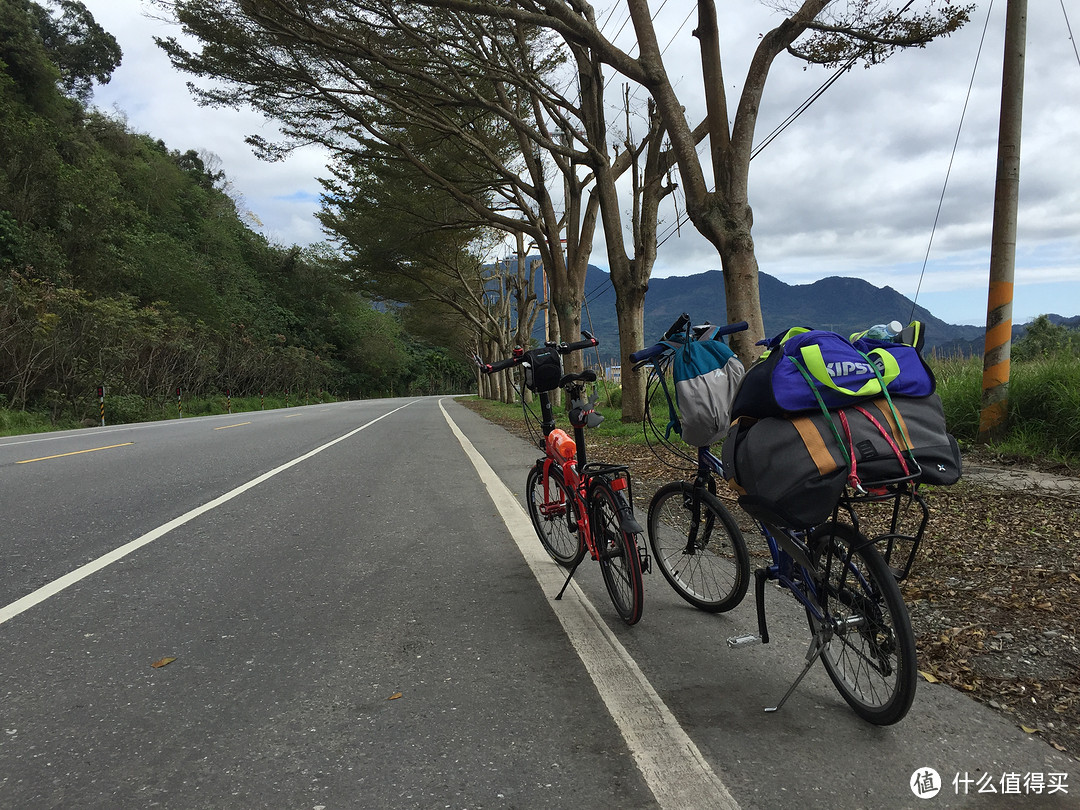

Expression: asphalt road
xmin=0 ymin=397 xmax=1075 ymax=809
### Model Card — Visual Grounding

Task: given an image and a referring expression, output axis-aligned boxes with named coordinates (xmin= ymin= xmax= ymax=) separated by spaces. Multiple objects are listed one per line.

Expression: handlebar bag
xmin=671 ymin=336 xmax=746 ymax=447
xmin=524 ymin=346 xmax=562 ymax=392
xmin=730 ymin=327 xmax=935 ymax=419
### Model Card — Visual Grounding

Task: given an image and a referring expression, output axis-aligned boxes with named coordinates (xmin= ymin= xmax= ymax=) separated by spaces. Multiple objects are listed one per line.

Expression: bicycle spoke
xmin=807 ymin=523 xmax=916 ymax=725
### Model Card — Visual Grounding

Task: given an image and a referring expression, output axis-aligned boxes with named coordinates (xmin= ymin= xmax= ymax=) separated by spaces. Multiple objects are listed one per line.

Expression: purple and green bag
xmin=730 ymin=327 xmax=936 ymax=419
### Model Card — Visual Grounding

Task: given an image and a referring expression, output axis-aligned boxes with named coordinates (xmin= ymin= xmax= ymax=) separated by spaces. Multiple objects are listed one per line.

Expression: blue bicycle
xmin=632 ymin=315 xmax=919 ymax=725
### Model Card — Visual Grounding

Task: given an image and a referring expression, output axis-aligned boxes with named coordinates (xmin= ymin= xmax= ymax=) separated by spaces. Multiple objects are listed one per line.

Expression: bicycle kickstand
xmin=554 ymin=557 xmax=583 ymax=601
xmin=764 ymin=630 xmax=831 ymax=714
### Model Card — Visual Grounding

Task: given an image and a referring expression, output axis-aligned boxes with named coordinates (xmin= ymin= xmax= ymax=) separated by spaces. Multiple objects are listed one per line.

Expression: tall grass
xmin=932 ymin=354 xmax=1080 ymax=467
xmin=0 ymin=391 xmax=339 ymax=438
xmin=0 ymin=408 xmax=81 ymax=436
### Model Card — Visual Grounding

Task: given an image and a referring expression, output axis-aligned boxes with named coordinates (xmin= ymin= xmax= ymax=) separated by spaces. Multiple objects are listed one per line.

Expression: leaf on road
xmin=388 ymin=692 xmax=403 ymax=700
xmin=1021 ymin=725 xmax=1039 ymax=734
xmin=919 ymin=671 xmax=940 ymax=683
xmin=151 ymin=657 xmax=176 ymax=669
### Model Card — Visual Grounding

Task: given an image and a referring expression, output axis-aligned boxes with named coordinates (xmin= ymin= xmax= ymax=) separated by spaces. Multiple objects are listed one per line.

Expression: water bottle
xmin=862 ymin=320 xmax=904 ymax=341
xmin=546 ymin=428 xmax=577 ymax=462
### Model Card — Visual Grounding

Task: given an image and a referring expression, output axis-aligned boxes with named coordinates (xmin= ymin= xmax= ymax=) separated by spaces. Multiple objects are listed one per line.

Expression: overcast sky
xmin=79 ymin=1 xmax=1079 ymax=327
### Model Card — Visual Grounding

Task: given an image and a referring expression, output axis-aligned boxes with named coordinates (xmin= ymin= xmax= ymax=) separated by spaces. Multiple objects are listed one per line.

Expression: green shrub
xmin=932 ymin=354 xmax=1080 ymax=466
xmin=107 ymin=394 xmax=154 ymax=425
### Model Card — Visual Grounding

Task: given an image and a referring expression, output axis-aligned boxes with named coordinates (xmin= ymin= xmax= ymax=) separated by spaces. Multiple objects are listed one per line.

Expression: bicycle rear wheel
xmin=589 ymin=480 xmax=644 ymax=625
xmin=526 ymin=463 xmax=585 ymax=568
xmin=647 ymin=482 xmax=749 ymax=612
xmin=808 ymin=522 xmax=917 ymax=725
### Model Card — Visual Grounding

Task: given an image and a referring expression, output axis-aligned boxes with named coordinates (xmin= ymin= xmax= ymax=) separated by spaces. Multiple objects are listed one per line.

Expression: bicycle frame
xmin=533 ymin=383 xmax=638 ymax=570
xmin=479 ymin=330 xmax=645 ymax=625
xmin=696 ymin=448 xmax=824 ymax=626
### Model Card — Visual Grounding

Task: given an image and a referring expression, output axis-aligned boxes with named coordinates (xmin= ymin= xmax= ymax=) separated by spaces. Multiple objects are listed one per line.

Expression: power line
xmin=657 ymin=1 xmax=917 ymax=249
xmin=1062 ymin=0 xmax=1080 ymax=69
xmin=910 ymin=0 xmax=996 ymax=321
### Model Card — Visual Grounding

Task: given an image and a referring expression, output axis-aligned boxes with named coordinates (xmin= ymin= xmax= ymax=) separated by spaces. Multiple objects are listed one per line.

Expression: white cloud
xmin=81 ymin=0 xmax=328 ymax=248
xmin=78 ymin=0 xmax=1080 ymax=325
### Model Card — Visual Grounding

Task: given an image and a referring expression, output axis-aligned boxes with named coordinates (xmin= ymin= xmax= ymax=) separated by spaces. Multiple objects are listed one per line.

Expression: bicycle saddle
xmin=559 ymin=370 xmax=597 ymax=387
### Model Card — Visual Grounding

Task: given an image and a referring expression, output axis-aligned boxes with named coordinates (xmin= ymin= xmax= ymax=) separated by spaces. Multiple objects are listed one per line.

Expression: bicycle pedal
xmin=637 ymin=545 xmax=652 ymax=574
xmin=727 ymin=633 xmax=763 ymax=649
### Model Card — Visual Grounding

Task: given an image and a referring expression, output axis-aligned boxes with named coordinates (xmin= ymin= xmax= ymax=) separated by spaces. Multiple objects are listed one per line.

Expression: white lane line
xmin=0 ymin=402 xmax=413 ymax=627
xmin=439 ymin=400 xmax=740 ymax=810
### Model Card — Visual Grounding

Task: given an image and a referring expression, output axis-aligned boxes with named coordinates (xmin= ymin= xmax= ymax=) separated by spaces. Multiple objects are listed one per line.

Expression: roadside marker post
xmin=176 ymin=387 xmax=182 ymax=417
xmin=97 ymin=385 xmax=105 ymax=427
xmin=226 ymin=388 xmax=232 ymax=414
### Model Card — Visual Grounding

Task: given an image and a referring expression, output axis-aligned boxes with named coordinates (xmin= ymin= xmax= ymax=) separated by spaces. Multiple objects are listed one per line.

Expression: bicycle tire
xmin=588 ymin=480 xmax=644 ymax=625
xmin=647 ymin=482 xmax=750 ymax=612
xmin=525 ymin=463 xmax=586 ymax=568
xmin=807 ymin=522 xmax=917 ymax=725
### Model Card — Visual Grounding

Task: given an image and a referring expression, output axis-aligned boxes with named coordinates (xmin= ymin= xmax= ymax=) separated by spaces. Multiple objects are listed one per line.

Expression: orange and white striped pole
xmin=978 ymin=0 xmax=1026 ymax=445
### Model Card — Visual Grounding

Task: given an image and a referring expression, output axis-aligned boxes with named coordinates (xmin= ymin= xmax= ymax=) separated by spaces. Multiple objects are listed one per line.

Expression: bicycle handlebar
xmin=476 ymin=331 xmax=599 ymax=374
xmin=559 ymin=332 xmax=599 ymax=354
xmin=629 ymin=320 xmax=749 ymax=364
xmin=628 ymin=343 xmax=667 ymax=364
xmin=478 ymin=354 xmax=521 ymax=374
xmin=663 ymin=312 xmax=691 ymax=339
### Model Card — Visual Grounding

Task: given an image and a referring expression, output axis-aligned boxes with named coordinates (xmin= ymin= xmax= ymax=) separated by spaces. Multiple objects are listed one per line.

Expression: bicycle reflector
xmin=546 ymin=428 xmax=577 ymax=462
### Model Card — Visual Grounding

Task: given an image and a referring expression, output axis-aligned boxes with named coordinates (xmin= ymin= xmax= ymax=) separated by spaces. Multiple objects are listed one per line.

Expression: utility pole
xmin=978 ymin=0 xmax=1027 ymax=444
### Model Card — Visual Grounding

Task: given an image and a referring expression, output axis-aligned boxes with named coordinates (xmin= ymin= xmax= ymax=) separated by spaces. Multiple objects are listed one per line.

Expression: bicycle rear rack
xmin=553 ymin=463 xmax=647 ymax=601
xmin=840 ymin=484 xmax=929 ymax=581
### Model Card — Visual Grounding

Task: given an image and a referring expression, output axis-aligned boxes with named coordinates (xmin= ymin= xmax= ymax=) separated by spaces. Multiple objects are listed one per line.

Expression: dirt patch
xmin=459 ymin=398 xmax=1080 ymax=761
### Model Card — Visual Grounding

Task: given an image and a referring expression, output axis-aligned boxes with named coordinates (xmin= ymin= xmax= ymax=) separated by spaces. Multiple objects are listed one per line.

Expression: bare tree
xmin=402 ymin=0 xmax=971 ymax=359
xmin=158 ymin=1 xmax=683 ymax=419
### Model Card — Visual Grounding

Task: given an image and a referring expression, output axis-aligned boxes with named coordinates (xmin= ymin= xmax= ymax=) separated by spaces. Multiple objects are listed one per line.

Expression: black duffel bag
xmin=721 ymin=393 xmax=961 ymax=529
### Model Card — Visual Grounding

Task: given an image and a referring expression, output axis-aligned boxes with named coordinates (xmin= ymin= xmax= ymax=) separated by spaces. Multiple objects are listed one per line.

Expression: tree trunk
xmin=692 ymin=197 xmax=765 ymax=363
xmin=613 ymin=277 xmax=647 ymax=420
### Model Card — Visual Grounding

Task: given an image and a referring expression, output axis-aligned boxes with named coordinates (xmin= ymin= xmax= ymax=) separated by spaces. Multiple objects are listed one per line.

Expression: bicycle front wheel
xmin=808 ymin=522 xmax=917 ymax=725
xmin=526 ymin=463 xmax=585 ymax=568
xmin=647 ymin=482 xmax=749 ymax=612
xmin=589 ymin=481 xmax=644 ymax=625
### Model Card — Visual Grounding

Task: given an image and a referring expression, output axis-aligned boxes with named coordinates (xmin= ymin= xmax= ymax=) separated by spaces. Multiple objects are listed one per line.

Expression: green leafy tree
xmin=1014 ymin=315 xmax=1080 ymax=361
xmin=27 ymin=0 xmax=121 ymax=102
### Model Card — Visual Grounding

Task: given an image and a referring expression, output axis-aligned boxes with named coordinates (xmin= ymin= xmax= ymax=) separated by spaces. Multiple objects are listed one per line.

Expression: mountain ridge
xmin=554 ymin=264 xmax=1069 ymax=363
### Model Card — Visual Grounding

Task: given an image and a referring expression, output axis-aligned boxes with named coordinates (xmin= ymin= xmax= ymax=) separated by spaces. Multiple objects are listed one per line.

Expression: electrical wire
xmin=657 ymin=1 xmax=918 ymax=249
xmin=909 ymin=0 xmax=996 ymax=321
xmin=1062 ymin=0 xmax=1080 ymax=69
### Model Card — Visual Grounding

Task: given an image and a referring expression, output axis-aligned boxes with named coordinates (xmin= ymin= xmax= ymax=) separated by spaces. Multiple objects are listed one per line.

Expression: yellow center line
xmin=17 ymin=442 xmax=134 ymax=464
xmin=283 ymin=414 xmax=301 ymax=419
xmin=213 ymin=421 xmax=252 ymax=431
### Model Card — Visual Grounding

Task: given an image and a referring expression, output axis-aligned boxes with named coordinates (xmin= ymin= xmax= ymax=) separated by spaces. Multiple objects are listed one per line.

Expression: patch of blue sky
xmin=274 ymin=190 xmax=322 ymax=203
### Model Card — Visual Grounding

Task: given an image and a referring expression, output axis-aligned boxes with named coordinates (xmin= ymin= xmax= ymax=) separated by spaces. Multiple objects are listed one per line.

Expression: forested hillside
xmin=0 ymin=0 xmax=472 ymax=425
